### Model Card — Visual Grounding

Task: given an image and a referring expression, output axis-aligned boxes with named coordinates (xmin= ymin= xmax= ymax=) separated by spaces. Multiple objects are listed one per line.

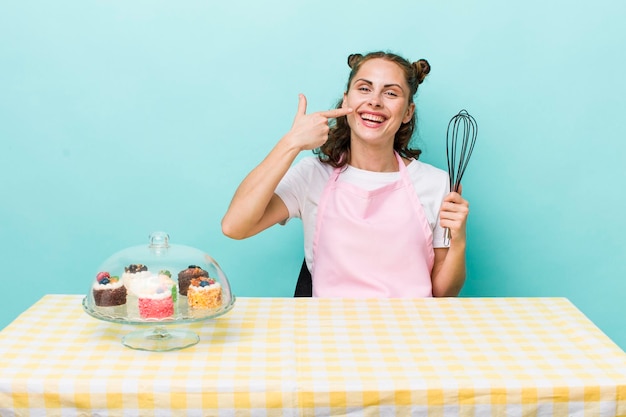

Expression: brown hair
xmin=314 ymin=51 xmax=430 ymax=168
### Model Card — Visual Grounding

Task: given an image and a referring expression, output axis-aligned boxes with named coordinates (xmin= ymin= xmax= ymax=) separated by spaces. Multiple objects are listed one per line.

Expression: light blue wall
xmin=1 ymin=1 xmax=625 ymax=349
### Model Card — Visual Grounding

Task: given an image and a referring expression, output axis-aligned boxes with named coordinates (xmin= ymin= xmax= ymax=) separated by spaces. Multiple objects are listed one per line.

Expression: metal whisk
xmin=444 ymin=109 xmax=477 ymax=245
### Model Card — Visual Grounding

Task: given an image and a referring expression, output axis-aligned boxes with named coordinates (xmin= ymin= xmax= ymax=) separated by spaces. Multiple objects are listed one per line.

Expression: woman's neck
xmin=348 ymin=145 xmax=399 ymax=172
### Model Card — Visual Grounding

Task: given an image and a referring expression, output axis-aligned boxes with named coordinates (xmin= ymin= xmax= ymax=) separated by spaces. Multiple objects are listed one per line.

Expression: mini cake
xmin=92 ymin=272 xmax=127 ymax=307
xmin=130 ymin=271 xmax=176 ymax=319
xmin=122 ymin=264 xmax=151 ymax=294
xmin=177 ymin=265 xmax=209 ymax=296
xmin=187 ymin=276 xmax=222 ymax=310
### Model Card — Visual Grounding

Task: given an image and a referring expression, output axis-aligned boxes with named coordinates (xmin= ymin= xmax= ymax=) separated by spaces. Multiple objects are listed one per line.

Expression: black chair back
xmin=294 ymin=258 xmax=312 ymax=297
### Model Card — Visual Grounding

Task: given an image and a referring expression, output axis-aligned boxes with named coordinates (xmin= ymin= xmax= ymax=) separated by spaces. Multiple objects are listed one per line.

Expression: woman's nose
xmin=368 ymin=93 xmax=383 ymax=108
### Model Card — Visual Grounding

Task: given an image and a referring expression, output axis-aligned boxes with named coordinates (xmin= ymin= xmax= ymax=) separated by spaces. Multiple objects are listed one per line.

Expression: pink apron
xmin=311 ymin=152 xmax=434 ymax=298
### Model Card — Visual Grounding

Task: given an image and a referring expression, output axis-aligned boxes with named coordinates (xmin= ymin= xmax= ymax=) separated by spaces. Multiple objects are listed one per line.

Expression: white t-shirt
xmin=275 ymin=156 xmax=450 ymax=271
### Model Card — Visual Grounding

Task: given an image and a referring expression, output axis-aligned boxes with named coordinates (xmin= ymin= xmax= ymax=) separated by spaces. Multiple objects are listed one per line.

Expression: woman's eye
xmin=358 ymin=86 xmax=370 ymax=92
xmin=385 ymin=90 xmax=399 ymax=97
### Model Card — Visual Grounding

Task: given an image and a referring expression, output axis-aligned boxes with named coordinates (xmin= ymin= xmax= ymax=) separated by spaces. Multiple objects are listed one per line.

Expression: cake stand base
xmin=122 ymin=326 xmax=199 ymax=351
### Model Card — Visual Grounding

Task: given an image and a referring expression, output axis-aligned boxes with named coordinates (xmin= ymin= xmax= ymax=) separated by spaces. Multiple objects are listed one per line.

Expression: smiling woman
xmin=221 ymin=51 xmax=469 ymax=299
xmin=317 ymin=52 xmax=430 ymax=170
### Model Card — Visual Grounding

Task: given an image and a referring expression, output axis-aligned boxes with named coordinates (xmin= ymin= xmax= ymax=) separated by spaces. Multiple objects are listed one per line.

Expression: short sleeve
xmin=275 ymin=157 xmax=327 ymax=223
xmin=407 ymin=161 xmax=450 ymax=248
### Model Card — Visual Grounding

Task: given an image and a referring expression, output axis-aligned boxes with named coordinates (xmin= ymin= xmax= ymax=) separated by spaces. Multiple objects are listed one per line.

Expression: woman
xmin=222 ymin=51 xmax=469 ymax=298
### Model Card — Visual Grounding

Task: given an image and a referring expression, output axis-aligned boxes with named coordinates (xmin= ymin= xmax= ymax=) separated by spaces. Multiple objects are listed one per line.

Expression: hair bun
xmin=413 ymin=59 xmax=431 ymax=84
xmin=347 ymin=54 xmax=363 ymax=69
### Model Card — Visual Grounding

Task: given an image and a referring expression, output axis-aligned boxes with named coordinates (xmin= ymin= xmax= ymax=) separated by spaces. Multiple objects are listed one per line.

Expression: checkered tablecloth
xmin=0 ymin=295 xmax=625 ymax=416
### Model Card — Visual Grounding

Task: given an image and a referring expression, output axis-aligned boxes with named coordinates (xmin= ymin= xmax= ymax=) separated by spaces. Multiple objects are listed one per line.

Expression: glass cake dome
xmin=82 ymin=231 xmax=236 ymax=351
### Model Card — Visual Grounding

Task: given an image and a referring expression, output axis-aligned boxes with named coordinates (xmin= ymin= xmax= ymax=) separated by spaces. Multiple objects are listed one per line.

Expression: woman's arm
xmin=430 ymin=191 xmax=469 ymax=296
xmin=221 ymin=95 xmax=352 ymax=239
xmin=221 ymin=140 xmax=298 ymax=240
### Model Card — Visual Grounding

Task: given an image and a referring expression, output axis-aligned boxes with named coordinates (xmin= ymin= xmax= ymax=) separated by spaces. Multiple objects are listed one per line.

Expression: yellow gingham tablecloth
xmin=0 ymin=295 xmax=625 ymax=416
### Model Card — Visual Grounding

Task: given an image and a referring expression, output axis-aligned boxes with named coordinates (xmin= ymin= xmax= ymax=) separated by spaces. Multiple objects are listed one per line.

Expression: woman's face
xmin=342 ymin=58 xmax=414 ymax=147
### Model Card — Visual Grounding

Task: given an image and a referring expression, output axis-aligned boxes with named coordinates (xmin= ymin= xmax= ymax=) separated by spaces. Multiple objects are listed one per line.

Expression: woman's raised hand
xmin=285 ymin=94 xmax=353 ymax=151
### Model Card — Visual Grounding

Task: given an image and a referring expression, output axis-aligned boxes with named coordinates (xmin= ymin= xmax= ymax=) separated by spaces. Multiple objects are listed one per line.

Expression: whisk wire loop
xmin=446 ymin=109 xmax=477 ymax=192
xmin=444 ymin=109 xmax=477 ymax=245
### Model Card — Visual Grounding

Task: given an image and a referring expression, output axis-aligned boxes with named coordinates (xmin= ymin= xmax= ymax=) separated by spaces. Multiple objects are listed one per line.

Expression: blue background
xmin=1 ymin=0 xmax=625 ymax=349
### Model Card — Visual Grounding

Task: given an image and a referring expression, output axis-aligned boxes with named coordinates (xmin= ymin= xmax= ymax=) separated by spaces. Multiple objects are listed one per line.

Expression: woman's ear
xmin=403 ymin=103 xmax=415 ymax=123
xmin=342 ymin=92 xmax=348 ymax=108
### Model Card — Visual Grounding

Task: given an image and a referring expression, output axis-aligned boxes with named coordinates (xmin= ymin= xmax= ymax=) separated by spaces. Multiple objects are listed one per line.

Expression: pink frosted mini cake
xmin=92 ymin=272 xmax=127 ymax=307
xmin=130 ymin=271 xmax=176 ymax=319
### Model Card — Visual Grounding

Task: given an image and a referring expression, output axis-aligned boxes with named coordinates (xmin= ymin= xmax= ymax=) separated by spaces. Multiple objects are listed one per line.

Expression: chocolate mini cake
xmin=92 ymin=271 xmax=127 ymax=307
xmin=177 ymin=265 xmax=209 ymax=296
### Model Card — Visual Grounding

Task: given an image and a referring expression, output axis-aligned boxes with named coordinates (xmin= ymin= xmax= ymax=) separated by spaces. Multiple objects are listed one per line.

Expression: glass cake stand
xmin=82 ymin=232 xmax=236 ymax=351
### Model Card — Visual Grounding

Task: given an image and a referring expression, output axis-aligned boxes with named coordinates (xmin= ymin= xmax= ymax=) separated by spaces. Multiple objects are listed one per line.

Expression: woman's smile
xmin=359 ymin=111 xmax=387 ymax=127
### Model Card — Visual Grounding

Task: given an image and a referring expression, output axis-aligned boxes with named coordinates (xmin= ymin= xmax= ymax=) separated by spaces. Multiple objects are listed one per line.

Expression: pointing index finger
xmin=320 ymin=107 xmax=353 ymax=119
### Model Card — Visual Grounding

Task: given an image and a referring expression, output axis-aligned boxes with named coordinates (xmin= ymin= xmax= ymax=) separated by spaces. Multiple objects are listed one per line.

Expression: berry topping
xmin=100 ymin=278 xmax=110 ymax=285
xmin=110 ymin=276 xmax=119 ymax=282
xmin=188 ymin=265 xmax=198 ymax=269
xmin=125 ymin=264 xmax=148 ymax=273
xmin=191 ymin=277 xmax=216 ymax=287
xmin=96 ymin=272 xmax=110 ymax=282
xmin=160 ymin=270 xmax=172 ymax=278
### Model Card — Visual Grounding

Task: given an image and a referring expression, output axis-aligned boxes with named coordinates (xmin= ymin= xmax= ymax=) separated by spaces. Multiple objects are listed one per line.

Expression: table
xmin=1 ymin=295 xmax=625 ymax=416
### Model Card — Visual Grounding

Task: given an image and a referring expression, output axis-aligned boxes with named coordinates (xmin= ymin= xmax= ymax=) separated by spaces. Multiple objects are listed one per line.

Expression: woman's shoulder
xmin=295 ymin=155 xmax=321 ymax=167
xmin=407 ymin=159 xmax=448 ymax=180
xmin=406 ymin=159 xmax=450 ymax=207
xmin=277 ymin=155 xmax=331 ymax=215
xmin=293 ymin=155 xmax=334 ymax=176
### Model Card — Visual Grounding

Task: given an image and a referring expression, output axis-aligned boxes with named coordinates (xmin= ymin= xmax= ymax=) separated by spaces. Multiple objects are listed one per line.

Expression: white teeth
xmin=361 ymin=113 xmax=385 ymax=123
